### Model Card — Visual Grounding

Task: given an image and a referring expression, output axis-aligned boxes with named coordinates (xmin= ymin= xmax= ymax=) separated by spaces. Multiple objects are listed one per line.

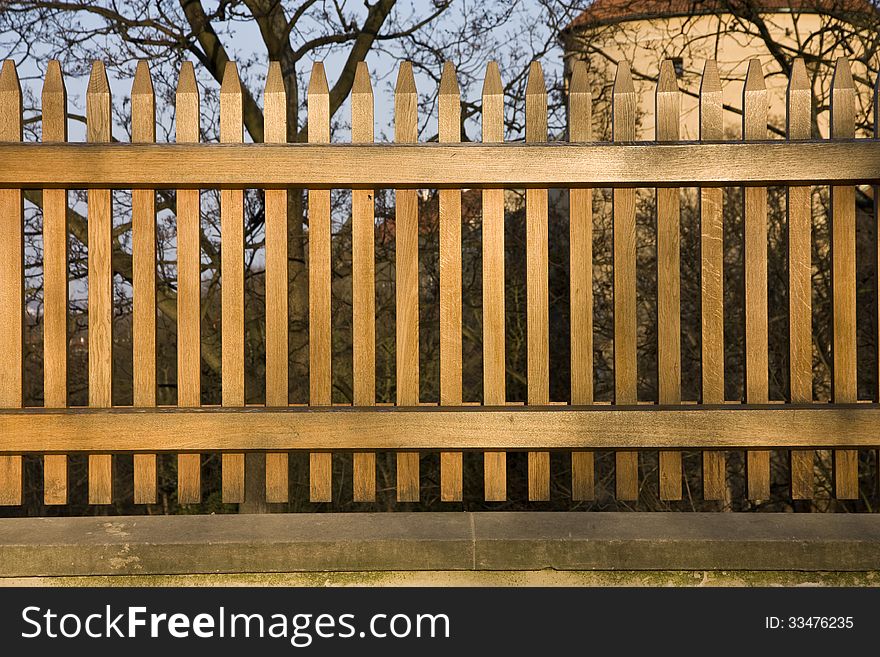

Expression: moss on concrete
xmin=2 ymin=570 xmax=878 ymax=587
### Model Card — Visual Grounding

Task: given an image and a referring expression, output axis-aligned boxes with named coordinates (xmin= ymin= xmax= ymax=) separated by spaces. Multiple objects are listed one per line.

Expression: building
xmin=560 ymin=0 xmax=879 ymax=140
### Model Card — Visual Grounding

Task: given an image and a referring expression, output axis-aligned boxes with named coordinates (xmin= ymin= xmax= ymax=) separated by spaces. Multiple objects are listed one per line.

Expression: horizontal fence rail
xmin=0 ymin=142 xmax=877 ymax=188
xmin=0 ymin=54 xmax=878 ymax=510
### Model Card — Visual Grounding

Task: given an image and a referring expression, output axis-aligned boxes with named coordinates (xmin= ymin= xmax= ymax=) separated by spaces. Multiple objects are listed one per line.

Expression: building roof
xmin=564 ymin=0 xmax=878 ymax=31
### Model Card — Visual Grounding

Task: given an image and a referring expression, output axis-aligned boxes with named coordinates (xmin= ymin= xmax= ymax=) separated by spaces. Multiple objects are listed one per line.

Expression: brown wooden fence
xmin=0 ymin=55 xmax=878 ymax=509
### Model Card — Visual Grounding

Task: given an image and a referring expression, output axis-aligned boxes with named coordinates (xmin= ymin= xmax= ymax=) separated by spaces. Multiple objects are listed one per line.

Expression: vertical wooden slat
xmin=787 ymin=58 xmax=814 ymax=500
xmin=743 ymin=59 xmax=770 ymax=502
xmin=439 ymin=62 xmax=463 ymax=502
xmin=482 ymin=61 xmax=507 ymax=502
xmin=699 ymin=60 xmax=726 ymax=501
xmin=351 ymin=62 xmax=377 ymax=502
xmin=264 ymin=61 xmax=289 ymax=503
xmin=220 ymin=62 xmax=246 ymax=503
xmin=656 ymin=60 xmax=682 ymax=501
xmin=612 ymin=61 xmax=639 ymax=501
xmin=175 ymin=62 xmax=202 ymax=504
xmin=308 ymin=62 xmax=333 ymax=503
xmin=41 ymin=61 xmax=69 ymax=505
xmin=131 ymin=61 xmax=157 ymax=504
xmin=830 ymin=57 xmax=858 ymax=500
xmin=0 ymin=60 xmax=23 ymax=506
xmin=87 ymin=61 xmax=113 ymax=505
xmin=395 ymin=63 xmax=420 ymax=502
xmin=526 ymin=61 xmax=550 ymax=501
xmin=569 ymin=60 xmax=594 ymax=501
xmin=875 ymin=75 xmax=879 ymax=496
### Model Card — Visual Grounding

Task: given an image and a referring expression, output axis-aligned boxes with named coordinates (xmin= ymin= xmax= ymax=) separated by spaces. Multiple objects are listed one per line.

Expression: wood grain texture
xmin=264 ymin=61 xmax=289 ymax=502
xmin=41 ymin=61 xmax=69 ymax=505
xmin=526 ymin=62 xmax=550 ymax=501
xmin=830 ymin=57 xmax=858 ymax=500
xmin=0 ymin=60 xmax=23 ymax=506
xmin=482 ymin=61 xmax=507 ymax=501
xmin=569 ymin=61 xmax=594 ymax=500
xmin=613 ymin=62 xmax=639 ymax=501
xmin=175 ymin=62 xmax=202 ymax=504
xmin=132 ymin=61 xmax=158 ymax=504
xmin=308 ymin=62 xmax=332 ymax=503
xmin=395 ymin=63 xmax=420 ymax=502
xmin=351 ymin=62 xmax=376 ymax=502
xmin=86 ymin=61 xmax=113 ymax=505
xmin=439 ymin=62 xmax=463 ymax=501
xmin=786 ymin=59 xmax=814 ymax=500
xmin=656 ymin=61 xmax=682 ymax=501
xmin=743 ymin=60 xmax=770 ymax=501
xmin=220 ymin=62 xmax=245 ymax=504
xmin=876 ymin=75 xmax=879 ymax=498
xmin=2 ymin=141 xmax=877 ymax=189
xmin=2 ymin=405 xmax=878 ymax=452
xmin=699 ymin=61 xmax=726 ymax=501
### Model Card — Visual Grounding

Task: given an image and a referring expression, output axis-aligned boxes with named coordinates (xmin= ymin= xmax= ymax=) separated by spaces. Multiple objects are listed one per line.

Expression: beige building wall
xmin=564 ymin=11 xmax=878 ymax=141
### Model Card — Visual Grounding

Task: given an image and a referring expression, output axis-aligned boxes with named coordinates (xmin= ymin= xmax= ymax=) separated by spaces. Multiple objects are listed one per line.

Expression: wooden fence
xmin=0 ymin=55 xmax=878 ymax=509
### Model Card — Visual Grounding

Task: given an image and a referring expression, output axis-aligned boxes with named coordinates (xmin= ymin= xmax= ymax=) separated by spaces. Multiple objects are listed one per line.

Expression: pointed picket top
xmin=569 ymin=60 xmax=591 ymax=142
xmin=395 ymin=60 xmax=416 ymax=96
xmin=743 ymin=59 xmax=766 ymax=140
xmin=176 ymin=60 xmax=198 ymax=98
xmin=395 ymin=62 xmax=417 ymax=144
xmin=351 ymin=62 xmax=373 ymax=144
xmin=87 ymin=60 xmax=111 ymax=142
xmin=656 ymin=59 xmax=680 ymax=142
xmin=482 ymin=61 xmax=503 ymax=144
xmin=787 ymin=58 xmax=810 ymax=140
xmin=613 ymin=59 xmax=635 ymax=96
xmin=613 ymin=60 xmax=635 ymax=141
xmin=482 ymin=60 xmax=502 ymax=99
xmin=308 ymin=61 xmax=329 ymax=98
xmin=525 ymin=61 xmax=547 ymax=142
xmin=132 ymin=60 xmax=155 ymax=143
xmin=0 ymin=60 xmax=21 ymax=141
xmin=570 ymin=60 xmax=590 ymax=97
xmin=176 ymin=62 xmax=199 ymax=143
xmin=699 ymin=60 xmax=722 ymax=141
xmin=87 ymin=60 xmax=110 ymax=96
xmin=132 ymin=60 xmax=153 ymax=96
xmin=220 ymin=60 xmax=242 ymax=96
xmin=352 ymin=61 xmax=372 ymax=97
xmin=831 ymin=56 xmax=855 ymax=139
xmin=526 ymin=60 xmax=545 ymax=98
xmin=42 ymin=60 xmax=66 ymax=142
xmin=439 ymin=61 xmax=460 ymax=143
xmin=264 ymin=61 xmax=286 ymax=144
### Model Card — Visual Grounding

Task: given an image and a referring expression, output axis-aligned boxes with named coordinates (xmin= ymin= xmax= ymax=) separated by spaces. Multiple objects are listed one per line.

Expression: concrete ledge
xmin=0 ymin=512 xmax=878 ymax=578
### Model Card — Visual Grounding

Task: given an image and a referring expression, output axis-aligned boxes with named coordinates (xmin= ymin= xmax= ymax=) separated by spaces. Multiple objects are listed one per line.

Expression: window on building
xmin=672 ymin=57 xmax=685 ymax=77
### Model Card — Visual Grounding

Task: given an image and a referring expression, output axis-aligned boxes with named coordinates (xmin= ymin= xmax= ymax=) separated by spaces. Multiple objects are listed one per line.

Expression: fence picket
xmin=175 ymin=62 xmax=202 ymax=504
xmin=41 ymin=61 xmax=69 ymax=505
xmin=787 ymin=58 xmax=814 ymax=500
xmin=439 ymin=62 xmax=463 ymax=502
xmin=0 ymin=60 xmax=23 ymax=506
xmin=656 ymin=60 xmax=682 ymax=501
xmin=482 ymin=61 xmax=507 ymax=502
xmin=86 ymin=61 xmax=114 ymax=504
xmin=219 ymin=62 xmax=246 ymax=503
xmin=569 ymin=60 xmax=594 ymax=500
xmin=830 ymin=57 xmax=858 ymax=500
xmin=131 ymin=61 xmax=158 ymax=504
xmin=743 ymin=59 xmax=770 ymax=502
xmin=876 ymin=75 xmax=879 ymax=497
xmin=351 ymin=62 xmax=377 ymax=502
xmin=395 ymin=63 xmax=420 ymax=502
xmin=307 ymin=62 xmax=333 ymax=503
xmin=264 ymin=62 xmax=289 ymax=503
xmin=699 ymin=60 xmax=726 ymax=501
xmin=612 ymin=61 xmax=639 ymax=501
xmin=526 ymin=62 xmax=550 ymax=501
